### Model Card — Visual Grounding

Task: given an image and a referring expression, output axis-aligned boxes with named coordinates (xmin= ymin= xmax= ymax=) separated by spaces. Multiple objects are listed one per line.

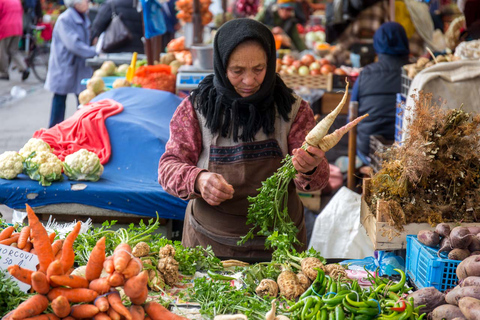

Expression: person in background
xmin=160 ymin=0 xmax=180 ymax=51
xmin=0 ymin=0 xmax=30 ymax=81
xmin=158 ymin=19 xmax=329 ymax=258
xmin=256 ymin=0 xmax=307 ymax=51
xmin=90 ymin=0 xmax=144 ymax=53
xmin=350 ymin=22 xmax=410 ymax=165
xmin=44 ymin=0 xmax=97 ymax=128
xmin=458 ymin=0 xmax=480 ymax=40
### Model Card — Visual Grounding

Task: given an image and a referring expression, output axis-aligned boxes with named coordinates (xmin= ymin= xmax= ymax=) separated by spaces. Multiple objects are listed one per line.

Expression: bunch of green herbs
xmin=0 ymin=268 xmax=30 ymax=315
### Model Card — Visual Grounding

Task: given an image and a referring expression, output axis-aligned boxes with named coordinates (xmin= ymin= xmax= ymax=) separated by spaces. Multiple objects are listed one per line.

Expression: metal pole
xmin=193 ymin=0 xmax=203 ymax=44
xmin=347 ymin=101 xmax=358 ymax=191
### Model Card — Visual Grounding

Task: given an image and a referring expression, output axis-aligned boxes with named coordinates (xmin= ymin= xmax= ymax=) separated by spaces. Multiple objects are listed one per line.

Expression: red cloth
xmin=0 ymin=0 xmax=24 ymax=40
xmin=33 ymin=99 xmax=124 ymax=164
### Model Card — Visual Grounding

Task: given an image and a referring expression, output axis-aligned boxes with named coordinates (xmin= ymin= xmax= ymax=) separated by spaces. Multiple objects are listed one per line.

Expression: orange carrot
xmin=17 ymin=226 xmax=30 ymax=249
xmin=26 ymin=204 xmax=54 ymax=273
xmin=11 ymin=294 xmax=49 ymax=320
xmin=94 ymin=313 xmax=112 ymax=320
xmin=23 ymin=241 xmax=33 ymax=252
xmin=8 ymin=265 xmax=33 ymax=285
xmin=129 ymin=287 xmax=148 ymax=305
xmin=70 ymin=304 xmax=100 ymax=319
xmin=47 ymin=260 xmax=64 ymax=281
xmin=49 ymin=232 xmax=56 ymax=243
xmin=0 ymin=226 xmax=15 ymax=241
xmin=47 ymin=287 xmax=98 ymax=303
xmin=122 ymin=257 xmax=142 ymax=279
xmin=60 ymin=221 xmax=81 ymax=273
xmin=145 ymin=317 xmax=152 ymax=320
xmin=107 ymin=291 xmax=132 ymax=320
xmin=89 ymin=277 xmax=111 ymax=294
xmin=49 ymin=274 xmax=89 ymax=288
xmin=107 ymin=308 xmax=121 ymax=320
xmin=94 ymin=295 xmax=109 ymax=312
xmin=124 ymin=270 xmax=148 ymax=300
xmin=51 ymin=296 xmax=71 ymax=318
xmin=129 ymin=305 xmax=145 ymax=320
xmin=0 ymin=234 xmax=20 ymax=245
xmin=2 ymin=311 xmax=13 ymax=320
xmin=21 ymin=314 xmax=60 ymax=320
xmin=31 ymin=248 xmax=36 ymax=255
xmin=108 ymin=271 xmax=125 ymax=287
xmin=51 ymin=239 xmax=63 ymax=257
xmin=144 ymin=301 xmax=189 ymax=320
xmin=54 ymin=248 xmax=62 ymax=261
xmin=62 ymin=317 xmax=76 ymax=320
xmin=31 ymin=271 xmax=50 ymax=294
xmin=103 ymin=256 xmax=114 ymax=273
xmin=113 ymin=243 xmax=132 ymax=272
xmin=86 ymin=237 xmax=106 ymax=281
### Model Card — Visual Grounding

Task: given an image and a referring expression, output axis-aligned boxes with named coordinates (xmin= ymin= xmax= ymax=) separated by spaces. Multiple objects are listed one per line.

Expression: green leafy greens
xmin=0 ymin=268 xmax=30 ymax=315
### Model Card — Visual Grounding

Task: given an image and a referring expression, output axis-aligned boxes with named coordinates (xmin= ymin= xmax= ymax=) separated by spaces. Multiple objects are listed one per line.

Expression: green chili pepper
xmin=305 ymin=297 xmax=323 ymax=319
xmin=206 ymin=270 xmax=235 ymax=281
xmin=322 ymin=293 xmax=348 ymax=306
xmin=330 ymin=280 xmax=338 ymax=295
xmin=319 ymin=309 xmax=327 ymax=320
xmin=417 ymin=313 xmax=426 ymax=320
xmin=301 ymin=287 xmax=314 ymax=299
xmin=341 ymin=299 xmax=379 ymax=317
xmin=345 ymin=293 xmax=369 ymax=308
xmin=388 ymin=269 xmax=407 ymax=293
xmin=328 ymin=310 xmax=335 ymax=320
xmin=286 ymin=299 xmax=305 ymax=313
xmin=334 ymin=305 xmax=345 ymax=320
xmin=398 ymin=298 xmax=414 ymax=320
xmin=302 ymin=297 xmax=316 ymax=320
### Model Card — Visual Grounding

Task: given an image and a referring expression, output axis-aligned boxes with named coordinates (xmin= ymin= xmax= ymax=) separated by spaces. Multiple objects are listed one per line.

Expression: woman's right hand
xmin=195 ymin=172 xmax=235 ymax=206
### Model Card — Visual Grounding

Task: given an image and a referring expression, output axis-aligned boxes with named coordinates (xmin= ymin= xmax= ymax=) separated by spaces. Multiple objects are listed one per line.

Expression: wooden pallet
xmin=280 ymin=73 xmax=333 ymax=91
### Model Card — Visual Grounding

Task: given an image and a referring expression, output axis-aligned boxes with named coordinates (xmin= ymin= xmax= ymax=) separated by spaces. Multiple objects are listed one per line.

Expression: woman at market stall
xmin=44 ymin=0 xmax=97 ymax=128
xmin=350 ymin=22 xmax=410 ymax=165
xmin=158 ymin=18 xmax=329 ymax=258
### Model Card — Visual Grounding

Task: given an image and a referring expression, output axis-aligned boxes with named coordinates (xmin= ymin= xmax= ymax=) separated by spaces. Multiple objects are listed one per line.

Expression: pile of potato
xmin=403 ymin=54 xmax=461 ymax=79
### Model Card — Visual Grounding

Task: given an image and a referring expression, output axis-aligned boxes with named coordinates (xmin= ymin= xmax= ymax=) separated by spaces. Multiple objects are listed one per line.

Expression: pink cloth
xmin=33 ymin=99 xmax=124 ymax=164
xmin=0 ymin=0 xmax=24 ymax=40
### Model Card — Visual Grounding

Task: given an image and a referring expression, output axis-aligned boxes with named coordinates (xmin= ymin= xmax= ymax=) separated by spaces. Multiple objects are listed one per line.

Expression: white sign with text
xmin=0 ymin=244 xmax=39 ymax=292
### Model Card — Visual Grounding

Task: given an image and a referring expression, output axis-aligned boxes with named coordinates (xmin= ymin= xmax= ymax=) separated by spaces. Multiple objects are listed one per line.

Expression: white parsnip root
xmin=317 ymin=113 xmax=369 ymax=151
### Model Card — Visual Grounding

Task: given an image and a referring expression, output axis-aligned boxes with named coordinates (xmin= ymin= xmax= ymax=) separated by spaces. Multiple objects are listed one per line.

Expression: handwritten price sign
xmin=0 ymin=244 xmax=39 ymax=292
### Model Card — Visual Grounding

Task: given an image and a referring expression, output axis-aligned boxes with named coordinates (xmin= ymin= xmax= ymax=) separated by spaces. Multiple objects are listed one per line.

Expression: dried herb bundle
xmin=368 ymin=92 xmax=480 ymax=229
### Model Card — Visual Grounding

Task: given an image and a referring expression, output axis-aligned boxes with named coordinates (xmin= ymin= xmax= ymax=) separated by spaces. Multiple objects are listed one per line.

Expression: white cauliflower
xmin=63 ymin=149 xmax=104 ymax=182
xmin=24 ymin=151 xmax=63 ymax=186
xmin=19 ymin=138 xmax=51 ymax=158
xmin=0 ymin=151 xmax=24 ymax=180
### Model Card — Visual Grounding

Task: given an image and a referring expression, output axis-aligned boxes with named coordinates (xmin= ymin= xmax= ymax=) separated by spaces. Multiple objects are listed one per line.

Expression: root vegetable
xmin=430 ymin=304 xmax=465 ymax=320
xmin=0 ymin=226 xmax=15 ymax=240
xmin=17 ymin=226 xmax=30 ymax=249
xmin=296 ymin=272 xmax=311 ymax=291
xmin=300 ymin=257 xmax=324 ymax=281
xmin=449 ymin=248 xmax=471 ymax=261
xmin=457 ymin=255 xmax=480 ymax=281
xmin=94 ymin=313 xmax=112 ymax=320
xmin=51 ymin=239 xmax=63 ymax=257
xmin=144 ymin=301 xmax=190 ymax=320
xmin=129 ymin=305 xmax=145 ymax=320
xmin=277 ymin=270 xmax=303 ymax=300
xmin=451 ymin=227 xmax=473 ymax=249
xmin=468 ymin=235 xmax=480 ymax=252
xmin=51 ymin=296 xmax=71 ymax=318
xmin=129 ymin=286 xmax=148 ymax=305
xmin=8 ymin=264 xmax=33 ymax=285
xmin=459 ymin=296 xmax=480 ymax=319
xmin=107 ymin=291 xmax=132 ymax=320
xmin=49 ymin=274 xmax=89 ymax=288
xmin=89 ymin=277 xmax=111 ymax=294
xmin=408 ymin=287 xmax=446 ymax=313
xmin=317 ymin=114 xmax=369 ymax=152
xmin=446 ymin=286 xmax=480 ymax=305
xmin=461 ymin=276 xmax=480 ymax=287
xmin=108 ymin=271 xmax=125 ymax=286
xmin=438 ymin=237 xmax=453 ymax=258
xmin=436 ymin=223 xmax=451 ymax=238
xmin=47 ymin=260 xmax=65 ymax=282
xmin=47 ymin=287 xmax=98 ymax=303
xmin=124 ymin=270 xmax=148 ymax=299
xmin=70 ymin=304 xmax=100 ymax=319
xmin=159 ymin=244 xmax=176 ymax=258
xmin=132 ymin=242 xmax=150 ymax=257
xmin=86 ymin=237 xmax=106 ymax=281
xmin=11 ymin=294 xmax=49 ymax=320
xmin=255 ymin=279 xmax=279 ymax=298
xmin=148 ymin=269 xmax=165 ymax=291
xmin=157 ymin=256 xmax=179 ymax=286
xmin=108 ymin=308 xmax=122 ymax=320
xmin=113 ymin=243 xmax=132 ymax=273
xmin=60 ymin=221 xmax=82 ymax=273
xmin=31 ymin=271 xmax=50 ymax=294
xmin=22 ymin=314 xmax=60 ymax=320
xmin=94 ymin=295 xmax=109 ymax=312
xmin=213 ymin=316 xmax=248 ymax=320
xmin=324 ymin=264 xmax=347 ymax=279
xmin=274 ymin=316 xmax=290 ymax=320
xmin=104 ymin=256 xmax=114 ymax=273
xmin=122 ymin=257 xmax=142 ymax=279
xmin=468 ymin=227 xmax=480 ymax=235
xmin=26 ymin=204 xmax=54 ymax=273
xmin=418 ymin=230 xmax=440 ymax=247
xmin=265 ymin=300 xmax=276 ymax=320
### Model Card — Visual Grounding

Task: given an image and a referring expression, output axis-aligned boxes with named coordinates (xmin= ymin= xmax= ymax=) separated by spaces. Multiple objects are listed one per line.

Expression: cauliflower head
xmin=24 ymin=151 xmax=63 ymax=186
xmin=63 ymin=149 xmax=104 ymax=182
xmin=0 ymin=151 xmax=24 ymax=180
xmin=19 ymin=138 xmax=51 ymax=158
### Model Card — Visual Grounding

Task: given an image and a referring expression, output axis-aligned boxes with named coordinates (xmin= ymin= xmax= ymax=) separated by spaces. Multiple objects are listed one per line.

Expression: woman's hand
xmin=292 ymin=146 xmax=326 ymax=174
xmin=195 ymin=172 xmax=235 ymax=206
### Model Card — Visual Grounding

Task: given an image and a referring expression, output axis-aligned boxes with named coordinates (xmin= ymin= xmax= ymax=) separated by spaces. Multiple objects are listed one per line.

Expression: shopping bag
xmin=102 ymin=2 xmax=133 ymax=53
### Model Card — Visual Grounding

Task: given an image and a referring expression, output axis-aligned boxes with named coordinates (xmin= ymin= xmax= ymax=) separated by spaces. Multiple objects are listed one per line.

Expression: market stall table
xmin=0 ymin=87 xmax=187 ymax=227
xmin=86 ymin=53 xmax=147 ymax=69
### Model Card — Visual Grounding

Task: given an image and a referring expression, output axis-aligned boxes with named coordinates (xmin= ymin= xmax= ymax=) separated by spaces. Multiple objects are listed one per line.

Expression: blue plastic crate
xmin=395 ymin=93 xmax=406 ymax=145
xmin=406 ymin=235 xmax=460 ymax=291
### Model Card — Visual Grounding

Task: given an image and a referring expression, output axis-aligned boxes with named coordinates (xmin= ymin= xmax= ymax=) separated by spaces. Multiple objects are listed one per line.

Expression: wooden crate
xmin=281 ymin=73 xmax=333 ymax=91
xmin=360 ymin=178 xmax=477 ymax=251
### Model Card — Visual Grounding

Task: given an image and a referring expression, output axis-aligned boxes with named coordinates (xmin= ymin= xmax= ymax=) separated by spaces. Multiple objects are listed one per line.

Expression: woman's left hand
xmin=292 ymin=146 xmax=326 ymax=174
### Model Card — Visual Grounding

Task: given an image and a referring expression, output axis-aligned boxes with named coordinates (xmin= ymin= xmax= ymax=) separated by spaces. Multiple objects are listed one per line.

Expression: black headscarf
xmin=189 ymin=18 xmax=296 ymax=142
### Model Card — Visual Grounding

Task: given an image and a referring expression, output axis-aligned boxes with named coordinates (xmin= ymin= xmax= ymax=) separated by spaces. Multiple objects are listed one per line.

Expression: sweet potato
xmin=449 ymin=249 xmax=471 ymax=261
xmin=451 ymin=227 xmax=473 ymax=249
xmin=457 ymin=255 xmax=480 ymax=281
xmin=436 ymin=223 xmax=452 ymax=238
xmin=408 ymin=287 xmax=446 ymax=313
xmin=430 ymin=304 xmax=465 ymax=320
xmin=461 ymin=276 xmax=480 ymax=287
xmin=418 ymin=230 xmax=440 ymax=247
xmin=459 ymin=296 xmax=480 ymax=319
xmin=446 ymin=286 xmax=480 ymax=305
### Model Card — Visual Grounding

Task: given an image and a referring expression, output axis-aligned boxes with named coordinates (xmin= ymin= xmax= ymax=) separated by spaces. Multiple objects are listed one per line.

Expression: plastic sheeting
xmin=308 ymin=187 xmax=374 ymax=259
xmin=0 ymin=87 xmax=188 ymax=219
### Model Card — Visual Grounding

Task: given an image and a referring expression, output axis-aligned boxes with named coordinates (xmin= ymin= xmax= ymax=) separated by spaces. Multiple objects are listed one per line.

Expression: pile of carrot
xmin=3 ymin=205 xmax=188 ymax=320
xmin=0 ymin=224 xmax=56 ymax=254
xmin=175 ymin=0 xmax=213 ymax=25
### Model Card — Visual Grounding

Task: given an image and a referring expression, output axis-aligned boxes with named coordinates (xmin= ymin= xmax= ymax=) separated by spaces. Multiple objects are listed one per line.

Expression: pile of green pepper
xmin=284 ymin=268 xmax=426 ymax=320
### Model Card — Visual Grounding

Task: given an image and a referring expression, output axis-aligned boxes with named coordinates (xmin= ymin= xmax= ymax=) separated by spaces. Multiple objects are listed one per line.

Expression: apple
xmin=309 ymin=62 xmax=321 ymax=71
xmin=298 ymin=66 xmax=310 ymax=76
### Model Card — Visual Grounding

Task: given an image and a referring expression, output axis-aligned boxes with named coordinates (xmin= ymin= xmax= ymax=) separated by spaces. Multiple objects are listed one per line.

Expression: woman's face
xmin=226 ymin=41 xmax=267 ymax=98
xmin=74 ymin=0 xmax=89 ymax=13
xmin=278 ymin=6 xmax=294 ymax=20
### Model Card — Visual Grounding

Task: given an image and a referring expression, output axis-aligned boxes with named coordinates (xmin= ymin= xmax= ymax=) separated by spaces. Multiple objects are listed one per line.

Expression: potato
xmin=449 ymin=249 xmax=471 ymax=261
xmin=457 ymin=255 xmax=480 ymax=281
xmin=430 ymin=304 xmax=465 ymax=320
xmin=446 ymin=286 xmax=480 ymax=305
xmin=459 ymin=296 xmax=480 ymax=320
xmin=407 ymin=287 xmax=446 ymax=313
xmin=418 ymin=230 xmax=440 ymax=247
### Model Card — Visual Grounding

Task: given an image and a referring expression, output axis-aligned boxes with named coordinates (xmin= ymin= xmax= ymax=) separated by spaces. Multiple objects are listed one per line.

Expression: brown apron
xmin=182 ymin=138 xmax=307 ymax=259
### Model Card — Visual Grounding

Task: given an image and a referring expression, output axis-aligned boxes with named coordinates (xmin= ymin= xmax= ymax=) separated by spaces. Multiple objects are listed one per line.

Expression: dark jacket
xmin=90 ymin=0 xmax=144 ymax=53
xmin=352 ymin=54 xmax=408 ymax=156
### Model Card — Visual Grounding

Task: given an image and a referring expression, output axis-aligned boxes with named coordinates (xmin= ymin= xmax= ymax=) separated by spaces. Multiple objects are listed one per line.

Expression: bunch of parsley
xmin=0 ymin=269 xmax=30 ymax=315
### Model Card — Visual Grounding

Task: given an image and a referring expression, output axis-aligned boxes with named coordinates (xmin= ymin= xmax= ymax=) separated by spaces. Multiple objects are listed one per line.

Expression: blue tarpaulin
xmin=0 ymin=87 xmax=188 ymax=219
